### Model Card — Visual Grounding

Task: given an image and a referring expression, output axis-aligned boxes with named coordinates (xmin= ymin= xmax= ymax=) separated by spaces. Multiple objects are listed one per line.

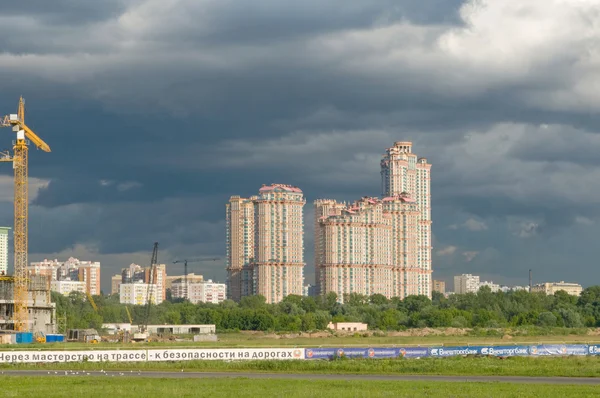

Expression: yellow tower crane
xmin=0 ymin=97 xmax=51 ymax=331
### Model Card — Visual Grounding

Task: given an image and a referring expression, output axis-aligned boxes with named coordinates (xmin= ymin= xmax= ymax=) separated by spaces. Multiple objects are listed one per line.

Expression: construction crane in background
xmin=135 ymin=242 xmax=159 ymax=341
xmin=172 ymin=257 xmax=220 ymax=300
xmin=0 ymin=97 xmax=51 ymax=332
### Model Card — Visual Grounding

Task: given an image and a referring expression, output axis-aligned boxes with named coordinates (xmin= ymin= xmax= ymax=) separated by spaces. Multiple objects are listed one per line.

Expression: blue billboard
xmin=529 ymin=344 xmax=588 ymax=356
xmin=304 ymin=347 xmax=428 ymax=359
xmin=477 ymin=346 xmax=529 ymax=356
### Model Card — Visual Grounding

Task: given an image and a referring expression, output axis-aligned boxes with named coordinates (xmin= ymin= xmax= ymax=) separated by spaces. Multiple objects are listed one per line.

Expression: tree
xmin=537 ymin=312 xmax=557 ymax=327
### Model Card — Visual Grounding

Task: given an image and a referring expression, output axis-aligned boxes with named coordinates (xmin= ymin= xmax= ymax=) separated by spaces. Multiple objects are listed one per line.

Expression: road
xmin=1 ymin=370 xmax=599 ymax=384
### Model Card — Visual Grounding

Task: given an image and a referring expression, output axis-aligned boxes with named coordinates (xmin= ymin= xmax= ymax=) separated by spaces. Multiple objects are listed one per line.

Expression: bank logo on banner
xmin=337 ymin=349 xmax=344 ymax=357
xmin=589 ymin=345 xmax=600 ymax=355
xmin=368 ymin=348 xmax=375 ymax=358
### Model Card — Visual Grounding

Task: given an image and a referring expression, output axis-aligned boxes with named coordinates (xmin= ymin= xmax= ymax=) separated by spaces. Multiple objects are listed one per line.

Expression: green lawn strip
xmin=0 ymin=377 xmax=598 ymax=398
xmin=2 ymin=357 xmax=600 ymax=377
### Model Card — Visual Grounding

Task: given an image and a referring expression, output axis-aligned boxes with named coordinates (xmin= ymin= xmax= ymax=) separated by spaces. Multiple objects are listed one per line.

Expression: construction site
xmin=0 ymin=97 xmax=56 ymax=342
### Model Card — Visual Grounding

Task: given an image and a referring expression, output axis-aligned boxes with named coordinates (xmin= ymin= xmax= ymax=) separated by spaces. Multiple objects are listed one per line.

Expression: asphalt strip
xmin=0 ymin=370 xmax=599 ymax=384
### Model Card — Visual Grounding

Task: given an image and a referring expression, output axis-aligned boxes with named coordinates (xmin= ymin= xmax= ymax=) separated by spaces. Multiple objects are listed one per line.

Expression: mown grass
xmin=2 ymin=329 xmax=600 ymax=350
xmin=2 ymin=356 xmax=600 ymax=377
xmin=0 ymin=376 xmax=598 ymax=398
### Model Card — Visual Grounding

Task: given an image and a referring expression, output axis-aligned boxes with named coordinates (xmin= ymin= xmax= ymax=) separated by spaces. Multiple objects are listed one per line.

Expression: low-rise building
xmin=327 ymin=322 xmax=368 ymax=332
xmin=51 ymin=280 xmax=86 ymax=296
xmin=119 ymin=282 xmax=161 ymax=305
xmin=532 ymin=281 xmax=583 ymax=296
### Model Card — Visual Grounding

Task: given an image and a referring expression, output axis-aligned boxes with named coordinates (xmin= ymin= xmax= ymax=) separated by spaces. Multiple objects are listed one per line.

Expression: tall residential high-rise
xmin=0 ymin=227 xmax=9 ymax=275
xmin=226 ymin=195 xmax=255 ymax=302
xmin=315 ymin=195 xmax=419 ymax=301
xmin=381 ymin=141 xmax=432 ymax=297
xmin=226 ymin=184 xmax=305 ymax=303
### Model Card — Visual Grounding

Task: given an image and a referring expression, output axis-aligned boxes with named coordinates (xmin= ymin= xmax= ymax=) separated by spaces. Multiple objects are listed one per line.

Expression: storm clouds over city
xmin=1 ymin=0 xmax=599 ymax=290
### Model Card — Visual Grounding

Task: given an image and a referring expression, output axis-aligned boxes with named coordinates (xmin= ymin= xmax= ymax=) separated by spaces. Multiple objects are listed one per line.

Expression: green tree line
xmin=52 ymin=286 xmax=600 ymax=332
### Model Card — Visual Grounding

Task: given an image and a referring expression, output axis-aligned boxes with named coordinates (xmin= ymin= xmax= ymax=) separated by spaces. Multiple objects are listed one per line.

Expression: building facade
xmin=28 ymin=257 xmax=101 ymax=295
xmin=226 ymin=184 xmax=305 ymax=303
xmin=51 ymin=280 xmax=87 ymax=296
xmin=532 ymin=281 xmax=583 ymax=296
xmin=0 ymin=227 xmax=9 ymax=275
xmin=111 ymin=274 xmax=121 ymax=295
xmin=454 ymin=274 xmax=481 ymax=294
xmin=120 ymin=263 xmax=167 ymax=302
xmin=315 ymin=194 xmax=420 ymax=301
xmin=171 ymin=279 xmax=227 ymax=304
xmin=119 ymin=283 xmax=161 ymax=305
xmin=432 ymin=280 xmax=445 ymax=294
xmin=380 ymin=141 xmax=432 ymax=297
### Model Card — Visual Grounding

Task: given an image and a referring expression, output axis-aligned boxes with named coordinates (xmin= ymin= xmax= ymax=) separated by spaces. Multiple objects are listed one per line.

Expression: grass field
xmin=2 ymin=331 xmax=600 ymax=350
xmin=3 ymin=356 xmax=600 ymax=377
xmin=1 ymin=376 xmax=598 ymax=398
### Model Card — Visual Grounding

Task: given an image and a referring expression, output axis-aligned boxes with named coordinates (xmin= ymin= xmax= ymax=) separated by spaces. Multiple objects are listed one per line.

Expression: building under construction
xmin=0 ymin=275 xmax=56 ymax=334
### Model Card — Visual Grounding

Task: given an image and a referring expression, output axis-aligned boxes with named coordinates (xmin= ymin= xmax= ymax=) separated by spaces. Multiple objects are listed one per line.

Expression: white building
xmin=51 ymin=280 xmax=87 ymax=296
xmin=0 ymin=227 xmax=9 ymax=275
xmin=171 ymin=279 xmax=226 ymax=304
xmin=119 ymin=283 xmax=162 ymax=305
xmin=454 ymin=274 xmax=481 ymax=294
xmin=532 ymin=281 xmax=583 ymax=296
xmin=478 ymin=281 xmax=500 ymax=292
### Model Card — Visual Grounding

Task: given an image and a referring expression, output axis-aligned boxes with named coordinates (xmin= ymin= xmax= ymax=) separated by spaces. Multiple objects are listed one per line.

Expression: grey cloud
xmin=1 ymin=0 xmax=600 ymax=291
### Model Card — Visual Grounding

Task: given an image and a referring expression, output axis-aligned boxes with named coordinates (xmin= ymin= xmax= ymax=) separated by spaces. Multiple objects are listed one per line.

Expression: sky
xmin=1 ymin=0 xmax=600 ymax=292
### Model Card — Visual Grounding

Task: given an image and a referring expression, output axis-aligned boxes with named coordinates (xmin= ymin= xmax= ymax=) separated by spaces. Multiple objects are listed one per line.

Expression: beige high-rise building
xmin=0 ymin=227 xmax=9 ymax=275
xmin=315 ymin=141 xmax=432 ymax=301
xmin=381 ymin=141 xmax=432 ymax=297
xmin=226 ymin=196 xmax=255 ymax=301
xmin=315 ymin=195 xmax=419 ymax=301
xmin=226 ymin=184 xmax=305 ymax=303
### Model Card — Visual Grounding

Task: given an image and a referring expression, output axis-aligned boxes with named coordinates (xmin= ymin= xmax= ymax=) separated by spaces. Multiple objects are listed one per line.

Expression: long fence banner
xmin=0 ymin=344 xmax=599 ymax=364
xmin=146 ymin=348 xmax=304 ymax=361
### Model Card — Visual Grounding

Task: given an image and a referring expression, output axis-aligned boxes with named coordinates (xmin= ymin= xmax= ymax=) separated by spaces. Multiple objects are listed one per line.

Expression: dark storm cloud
xmin=1 ymin=0 xmax=600 ymax=289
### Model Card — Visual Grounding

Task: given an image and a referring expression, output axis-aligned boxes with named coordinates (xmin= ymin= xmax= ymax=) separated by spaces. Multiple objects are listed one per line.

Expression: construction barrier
xmin=0 ymin=344 xmax=599 ymax=364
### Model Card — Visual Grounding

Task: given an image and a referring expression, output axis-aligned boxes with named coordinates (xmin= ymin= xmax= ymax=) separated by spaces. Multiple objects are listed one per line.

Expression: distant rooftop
xmin=259 ymin=183 xmax=303 ymax=193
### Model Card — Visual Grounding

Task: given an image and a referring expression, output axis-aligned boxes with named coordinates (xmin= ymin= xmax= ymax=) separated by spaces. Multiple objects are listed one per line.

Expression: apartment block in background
xmin=111 ymin=274 xmax=121 ymax=295
xmin=226 ymin=184 xmax=305 ymax=303
xmin=28 ymin=257 xmax=101 ymax=296
xmin=432 ymin=280 xmax=445 ymax=294
xmin=120 ymin=263 xmax=166 ymax=303
xmin=532 ymin=281 xmax=583 ymax=296
xmin=454 ymin=274 xmax=480 ymax=294
xmin=171 ymin=279 xmax=227 ymax=304
xmin=51 ymin=280 xmax=86 ymax=296
xmin=0 ymin=227 xmax=9 ymax=275
xmin=119 ymin=283 xmax=160 ymax=305
xmin=165 ymin=273 xmax=204 ymax=290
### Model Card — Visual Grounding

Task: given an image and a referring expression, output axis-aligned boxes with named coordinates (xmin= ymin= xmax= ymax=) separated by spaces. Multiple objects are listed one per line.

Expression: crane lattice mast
xmin=0 ymin=97 xmax=50 ymax=331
